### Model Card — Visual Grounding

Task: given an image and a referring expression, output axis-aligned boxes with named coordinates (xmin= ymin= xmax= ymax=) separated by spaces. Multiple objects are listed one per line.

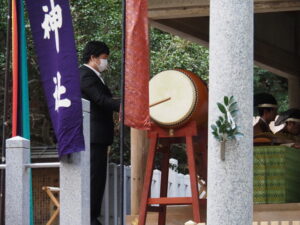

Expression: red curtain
xmin=125 ymin=0 xmax=150 ymax=129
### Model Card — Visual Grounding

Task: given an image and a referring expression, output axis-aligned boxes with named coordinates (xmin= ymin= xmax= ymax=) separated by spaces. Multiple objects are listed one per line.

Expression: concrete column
xmin=60 ymin=99 xmax=90 ymax=225
xmin=288 ymin=78 xmax=300 ymax=108
xmin=5 ymin=136 xmax=30 ymax=225
xmin=208 ymin=1 xmax=254 ymax=225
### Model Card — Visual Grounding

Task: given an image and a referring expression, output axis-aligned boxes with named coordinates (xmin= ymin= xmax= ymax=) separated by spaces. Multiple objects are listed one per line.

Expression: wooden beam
xmin=254 ymin=61 xmax=298 ymax=79
xmin=149 ymin=0 xmax=208 ymax=9
xmin=254 ymin=40 xmax=300 ymax=79
xmin=255 ymin=0 xmax=300 ymax=14
xmin=148 ymin=0 xmax=300 ymax=19
xmin=149 ymin=18 xmax=209 ymax=48
xmin=288 ymin=78 xmax=300 ymax=108
xmin=149 ymin=6 xmax=209 ymax=19
xmin=150 ymin=18 xmax=300 ymax=79
xmin=147 ymin=197 xmax=193 ymax=205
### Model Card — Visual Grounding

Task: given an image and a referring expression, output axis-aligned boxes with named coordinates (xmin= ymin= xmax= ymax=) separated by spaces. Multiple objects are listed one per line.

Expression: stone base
xmin=126 ymin=206 xmax=194 ymax=225
xmin=254 ymin=203 xmax=300 ymax=222
xmin=126 ymin=203 xmax=300 ymax=225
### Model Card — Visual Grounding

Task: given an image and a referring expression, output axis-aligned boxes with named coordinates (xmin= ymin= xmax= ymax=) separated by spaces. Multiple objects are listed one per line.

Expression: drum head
xmin=149 ymin=70 xmax=196 ymax=126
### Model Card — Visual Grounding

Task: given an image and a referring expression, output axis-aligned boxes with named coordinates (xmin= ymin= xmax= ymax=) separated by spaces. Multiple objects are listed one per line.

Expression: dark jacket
xmin=254 ymin=118 xmax=271 ymax=136
xmin=80 ymin=65 xmax=120 ymax=145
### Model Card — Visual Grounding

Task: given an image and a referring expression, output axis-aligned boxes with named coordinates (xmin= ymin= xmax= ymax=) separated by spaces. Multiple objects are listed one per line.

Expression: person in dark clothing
xmin=253 ymin=93 xmax=277 ymax=136
xmin=79 ymin=41 xmax=120 ymax=225
xmin=275 ymin=108 xmax=300 ymax=145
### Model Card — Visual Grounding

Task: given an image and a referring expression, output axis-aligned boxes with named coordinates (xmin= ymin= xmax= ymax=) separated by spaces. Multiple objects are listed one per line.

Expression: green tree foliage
xmin=254 ymin=66 xmax=288 ymax=113
xmin=150 ymin=29 xmax=209 ymax=81
xmin=0 ymin=0 xmax=12 ymax=148
xmin=71 ymin=0 xmax=122 ymax=95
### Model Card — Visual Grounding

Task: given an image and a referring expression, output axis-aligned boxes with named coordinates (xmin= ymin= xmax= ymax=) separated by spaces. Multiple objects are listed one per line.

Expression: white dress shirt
xmin=83 ymin=64 xmax=105 ymax=84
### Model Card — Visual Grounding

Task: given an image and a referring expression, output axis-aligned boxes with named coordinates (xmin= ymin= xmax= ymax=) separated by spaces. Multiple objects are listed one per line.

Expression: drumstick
xmin=149 ymin=97 xmax=171 ymax=108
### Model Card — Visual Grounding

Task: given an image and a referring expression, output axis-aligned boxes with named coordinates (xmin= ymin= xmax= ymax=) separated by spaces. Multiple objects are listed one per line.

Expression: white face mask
xmin=98 ymin=59 xmax=108 ymax=72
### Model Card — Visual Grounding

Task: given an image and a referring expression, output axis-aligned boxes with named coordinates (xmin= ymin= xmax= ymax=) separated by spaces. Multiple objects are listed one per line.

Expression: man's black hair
xmin=81 ymin=41 xmax=110 ymax=64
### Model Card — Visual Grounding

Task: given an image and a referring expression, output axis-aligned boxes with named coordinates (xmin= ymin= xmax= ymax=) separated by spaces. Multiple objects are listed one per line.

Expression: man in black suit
xmin=80 ymin=41 xmax=120 ymax=225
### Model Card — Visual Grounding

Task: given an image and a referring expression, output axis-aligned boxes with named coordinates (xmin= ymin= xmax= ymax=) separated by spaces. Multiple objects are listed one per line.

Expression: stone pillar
xmin=5 ymin=136 xmax=30 ymax=225
xmin=130 ymin=128 xmax=148 ymax=214
xmin=288 ymin=78 xmax=300 ymax=108
xmin=60 ymin=99 xmax=90 ymax=225
xmin=208 ymin=1 xmax=254 ymax=225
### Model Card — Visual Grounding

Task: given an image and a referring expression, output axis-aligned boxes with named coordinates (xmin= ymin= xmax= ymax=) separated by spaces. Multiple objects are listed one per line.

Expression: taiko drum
xmin=149 ymin=69 xmax=208 ymax=128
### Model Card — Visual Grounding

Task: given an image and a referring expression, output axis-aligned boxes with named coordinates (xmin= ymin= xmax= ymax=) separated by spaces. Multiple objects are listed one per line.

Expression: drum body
xmin=149 ymin=69 xmax=208 ymax=128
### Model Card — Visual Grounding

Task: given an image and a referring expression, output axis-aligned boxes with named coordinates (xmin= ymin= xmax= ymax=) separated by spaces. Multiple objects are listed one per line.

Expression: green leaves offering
xmin=211 ymin=96 xmax=243 ymax=142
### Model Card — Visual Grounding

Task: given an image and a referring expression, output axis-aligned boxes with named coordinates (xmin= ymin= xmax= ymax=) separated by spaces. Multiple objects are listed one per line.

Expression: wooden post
xmin=130 ymin=128 xmax=149 ymax=215
xmin=288 ymin=78 xmax=300 ymax=108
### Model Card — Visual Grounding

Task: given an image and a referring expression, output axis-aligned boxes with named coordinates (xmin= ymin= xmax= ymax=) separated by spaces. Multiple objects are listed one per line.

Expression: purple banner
xmin=25 ymin=0 xmax=84 ymax=157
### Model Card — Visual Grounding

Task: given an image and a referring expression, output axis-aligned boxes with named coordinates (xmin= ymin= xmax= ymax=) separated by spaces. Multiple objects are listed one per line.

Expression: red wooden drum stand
xmin=138 ymin=121 xmax=207 ymax=225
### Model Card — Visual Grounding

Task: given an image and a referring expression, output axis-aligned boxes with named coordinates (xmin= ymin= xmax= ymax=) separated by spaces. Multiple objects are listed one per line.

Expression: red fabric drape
xmin=124 ymin=0 xmax=150 ymax=129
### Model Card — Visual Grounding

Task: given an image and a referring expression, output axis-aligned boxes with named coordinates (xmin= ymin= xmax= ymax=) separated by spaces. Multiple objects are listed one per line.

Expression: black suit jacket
xmin=80 ymin=65 xmax=120 ymax=145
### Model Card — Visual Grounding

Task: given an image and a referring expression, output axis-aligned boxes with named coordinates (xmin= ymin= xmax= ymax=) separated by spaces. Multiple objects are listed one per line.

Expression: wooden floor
xmin=126 ymin=203 xmax=300 ymax=225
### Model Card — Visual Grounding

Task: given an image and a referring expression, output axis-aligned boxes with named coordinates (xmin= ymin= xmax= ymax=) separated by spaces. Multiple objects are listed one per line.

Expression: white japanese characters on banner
xmin=26 ymin=0 xmax=84 ymax=156
xmin=41 ymin=0 xmax=62 ymax=53
xmin=53 ymin=72 xmax=71 ymax=111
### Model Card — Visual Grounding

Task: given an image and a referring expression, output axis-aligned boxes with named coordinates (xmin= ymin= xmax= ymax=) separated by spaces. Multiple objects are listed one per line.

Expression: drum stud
xmin=169 ymin=129 xmax=174 ymax=136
